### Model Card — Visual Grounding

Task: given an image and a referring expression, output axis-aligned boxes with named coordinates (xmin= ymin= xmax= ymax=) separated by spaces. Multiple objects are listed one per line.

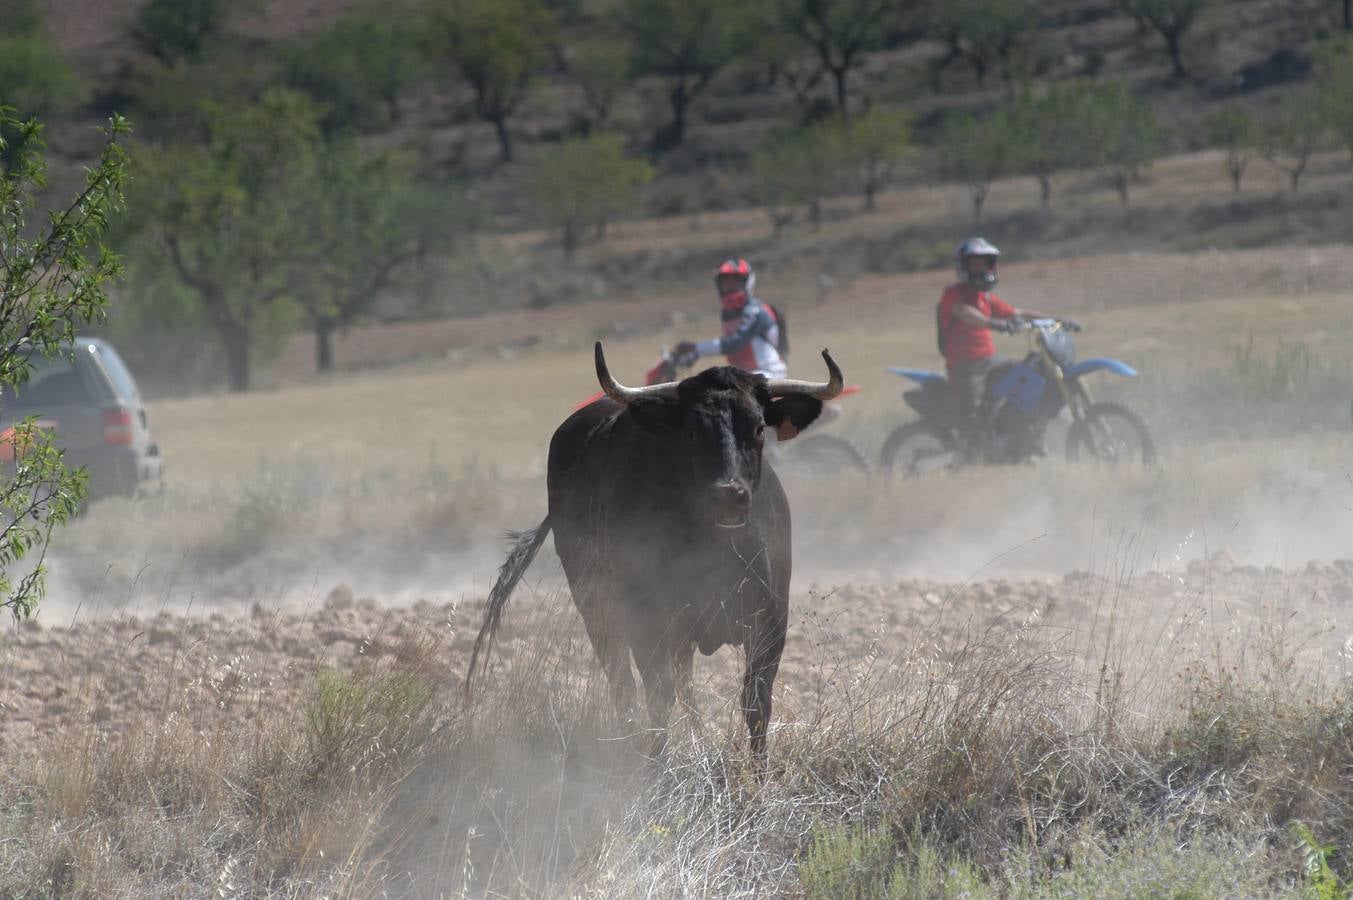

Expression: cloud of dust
xmin=783 ymin=434 xmax=1353 ymax=586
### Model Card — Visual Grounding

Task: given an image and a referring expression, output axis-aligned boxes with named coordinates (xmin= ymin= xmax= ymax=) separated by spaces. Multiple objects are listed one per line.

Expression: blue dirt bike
xmin=880 ymin=318 xmax=1156 ymax=477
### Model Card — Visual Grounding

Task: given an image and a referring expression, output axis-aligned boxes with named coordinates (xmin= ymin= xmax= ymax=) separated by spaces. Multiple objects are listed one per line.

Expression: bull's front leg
xmin=742 ymin=606 xmax=787 ymax=759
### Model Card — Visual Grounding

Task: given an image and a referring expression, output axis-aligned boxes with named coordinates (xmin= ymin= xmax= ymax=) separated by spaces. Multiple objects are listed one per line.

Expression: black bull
xmin=465 ymin=342 xmax=844 ymax=755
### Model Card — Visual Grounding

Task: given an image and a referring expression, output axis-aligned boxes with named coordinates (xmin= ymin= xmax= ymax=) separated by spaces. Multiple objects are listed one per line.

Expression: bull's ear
xmin=626 ymin=397 xmax=684 ymax=433
xmin=763 ymin=396 xmax=823 ymax=442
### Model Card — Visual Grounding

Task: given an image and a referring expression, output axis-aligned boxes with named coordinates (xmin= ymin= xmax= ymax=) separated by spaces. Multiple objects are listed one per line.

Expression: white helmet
xmin=955 ymin=237 xmax=1000 ymax=289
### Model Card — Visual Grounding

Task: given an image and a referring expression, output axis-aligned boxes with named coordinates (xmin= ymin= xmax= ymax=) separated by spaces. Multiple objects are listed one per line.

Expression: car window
xmin=6 ymin=355 xmax=92 ymax=408
xmin=93 ymin=343 xmax=141 ymax=401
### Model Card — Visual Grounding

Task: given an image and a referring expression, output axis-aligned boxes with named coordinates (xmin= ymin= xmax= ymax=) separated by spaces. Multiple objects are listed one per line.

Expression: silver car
xmin=0 ymin=338 xmax=164 ymax=498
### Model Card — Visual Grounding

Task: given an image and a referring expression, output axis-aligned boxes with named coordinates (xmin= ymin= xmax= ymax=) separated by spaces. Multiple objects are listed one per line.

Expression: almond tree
xmin=1203 ymin=102 xmax=1257 ymax=193
xmin=935 ymin=110 xmax=1012 ymax=220
xmin=1077 ymin=82 xmax=1160 ymax=205
xmin=424 ymin=0 xmax=556 ymax=162
xmin=129 ymin=88 xmax=322 ymax=391
xmin=1115 ymin=0 xmax=1212 ymax=79
xmin=0 ymin=111 xmax=129 ymax=619
xmin=529 ymin=133 xmax=653 ymax=256
xmin=1262 ymin=89 xmax=1327 ymax=192
xmin=622 ymin=0 xmax=751 ymax=150
xmin=771 ymin=0 xmax=895 ymax=116
xmin=295 ymin=144 xmax=465 ymax=371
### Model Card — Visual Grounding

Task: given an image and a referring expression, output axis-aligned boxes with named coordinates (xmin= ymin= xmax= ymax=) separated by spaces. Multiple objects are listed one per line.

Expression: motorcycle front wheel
xmin=878 ymin=421 xmax=956 ymax=478
xmin=1065 ymin=402 xmax=1157 ymax=466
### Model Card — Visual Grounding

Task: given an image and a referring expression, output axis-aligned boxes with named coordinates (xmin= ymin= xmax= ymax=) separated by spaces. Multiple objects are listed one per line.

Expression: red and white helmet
xmin=713 ymin=258 xmax=756 ymax=301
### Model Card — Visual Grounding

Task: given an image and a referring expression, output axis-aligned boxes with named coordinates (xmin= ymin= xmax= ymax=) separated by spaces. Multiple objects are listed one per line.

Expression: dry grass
xmin=4 ymin=567 xmax=1352 ymax=897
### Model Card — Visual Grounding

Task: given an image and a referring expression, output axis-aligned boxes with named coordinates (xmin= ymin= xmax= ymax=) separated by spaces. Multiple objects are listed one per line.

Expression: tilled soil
xmin=6 ymin=556 xmax=1352 ymax=755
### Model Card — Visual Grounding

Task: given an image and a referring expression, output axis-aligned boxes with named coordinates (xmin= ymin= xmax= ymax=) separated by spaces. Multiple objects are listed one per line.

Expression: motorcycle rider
xmin=939 ymin=238 xmax=1068 ymax=459
xmin=673 ymin=258 xmax=788 ymax=379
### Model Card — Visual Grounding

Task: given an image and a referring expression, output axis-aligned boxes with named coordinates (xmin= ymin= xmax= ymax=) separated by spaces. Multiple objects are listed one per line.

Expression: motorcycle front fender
xmin=1064 ymin=358 xmax=1138 ymax=380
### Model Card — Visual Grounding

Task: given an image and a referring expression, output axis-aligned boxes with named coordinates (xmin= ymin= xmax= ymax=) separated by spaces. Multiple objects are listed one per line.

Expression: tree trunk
xmin=492 ymin=116 xmax=513 ymax=162
xmin=971 ymin=185 xmax=988 ymax=221
xmin=218 ymin=319 xmax=252 ymax=392
xmin=1112 ymin=171 xmax=1130 ymax=205
xmin=830 ymin=65 xmax=849 ymax=116
xmin=659 ymin=79 xmax=691 ymax=150
xmin=562 ymin=221 xmax=579 ymax=258
xmin=1038 ymin=173 xmax=1052 ymax=208
xmin=315 ymin=319 xmax=335 ymax=373
xmin=1164 ymin=29 xmax=1187 ymax=78
xmin=863 ymin=179 xmax=878 ymax=211
xmin=1289 ymin=160 xmax=1306 ymax=192
xmin=1227 ymin=155 xmax=1244 ymax=193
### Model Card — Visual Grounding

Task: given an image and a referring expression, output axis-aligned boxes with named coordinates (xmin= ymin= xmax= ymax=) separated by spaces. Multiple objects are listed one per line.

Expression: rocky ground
xmin=6 ymin=555 xmax=1352 ymax=755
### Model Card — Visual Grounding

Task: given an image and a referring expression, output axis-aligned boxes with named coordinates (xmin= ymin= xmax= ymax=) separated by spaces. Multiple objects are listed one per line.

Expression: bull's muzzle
xmin=711 ymin=480 xmax=751 ymax=529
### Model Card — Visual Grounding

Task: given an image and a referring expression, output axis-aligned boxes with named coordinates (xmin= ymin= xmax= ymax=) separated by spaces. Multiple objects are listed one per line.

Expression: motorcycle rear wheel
xmin=1065 ymin=402 xmax=1156 ymax=466
xmin=777 ymin=434 xmax=870 ymax=478
xmin=878 ymin=421 xmax=956 ymax=478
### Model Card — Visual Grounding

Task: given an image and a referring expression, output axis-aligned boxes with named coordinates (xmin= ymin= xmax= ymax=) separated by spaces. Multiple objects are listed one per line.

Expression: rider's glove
xmin=990 ymin=318 xmax=1018 ymax=335
xmin=1061 ymin=319 xmax=1083 ymax=333
xmin=673 ymin=340 xmax=699 ymax=367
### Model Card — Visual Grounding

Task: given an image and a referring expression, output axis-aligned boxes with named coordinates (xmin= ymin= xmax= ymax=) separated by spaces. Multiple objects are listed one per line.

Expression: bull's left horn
xmin=595 ymin=342 xmax=680 ymax=405
xmin=765 ymin=349 xmax=844 ymax=400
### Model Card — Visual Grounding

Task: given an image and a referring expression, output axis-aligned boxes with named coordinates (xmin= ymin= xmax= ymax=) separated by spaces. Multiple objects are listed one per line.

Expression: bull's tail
xmin=463 ymin=518 xmax=552 ymax=702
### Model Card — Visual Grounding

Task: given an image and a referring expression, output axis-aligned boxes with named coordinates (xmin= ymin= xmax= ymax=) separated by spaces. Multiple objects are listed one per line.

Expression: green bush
xmin=305 ymin=667 xmax=438 ymax=781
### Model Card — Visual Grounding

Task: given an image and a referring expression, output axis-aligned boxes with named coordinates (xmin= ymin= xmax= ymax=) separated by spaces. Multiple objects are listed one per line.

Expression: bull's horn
xmin=764 ymin=349 xmax=844 ymax=400
xmin=594 ymin=342 xmax=680 ymax=405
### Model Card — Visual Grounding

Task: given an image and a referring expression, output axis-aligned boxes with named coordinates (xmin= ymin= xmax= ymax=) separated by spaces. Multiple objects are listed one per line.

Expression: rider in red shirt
xmin=940 ymin=238 xmax=1065 ymax=458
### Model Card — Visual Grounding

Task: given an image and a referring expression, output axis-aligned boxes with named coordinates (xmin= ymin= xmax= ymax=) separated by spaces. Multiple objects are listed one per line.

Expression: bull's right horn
xmin=764 ymin=349 xmax=844 ymax=400
xmin=595 ymin=342 xmax=680 ymax=405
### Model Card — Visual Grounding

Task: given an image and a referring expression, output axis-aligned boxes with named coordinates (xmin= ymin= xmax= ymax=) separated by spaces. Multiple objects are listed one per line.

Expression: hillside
xmin=12 ymin=0 xmax=1353 ymax=393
